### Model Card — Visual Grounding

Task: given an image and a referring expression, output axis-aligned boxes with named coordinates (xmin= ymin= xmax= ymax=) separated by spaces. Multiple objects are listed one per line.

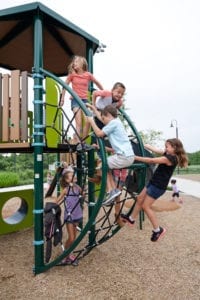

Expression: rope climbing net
xmin=44 ymin=157 xmax=141 ymax=264
xmin=42 ymin=74 xmax=147 ymax=267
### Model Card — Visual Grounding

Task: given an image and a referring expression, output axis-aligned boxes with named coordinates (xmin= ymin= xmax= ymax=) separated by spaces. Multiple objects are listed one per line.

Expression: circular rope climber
xmin=43 ymin=92 xmax=148 ymax=266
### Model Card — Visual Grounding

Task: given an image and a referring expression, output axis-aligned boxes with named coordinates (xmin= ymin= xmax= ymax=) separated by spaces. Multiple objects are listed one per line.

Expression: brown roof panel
xmin=0 ymin=2 xmax=99 ymax=75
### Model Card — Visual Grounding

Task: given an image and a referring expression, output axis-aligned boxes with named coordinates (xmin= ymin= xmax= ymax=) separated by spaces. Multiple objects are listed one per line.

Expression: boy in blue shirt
xmin=87 ymin=104 xmax=135 ymax=205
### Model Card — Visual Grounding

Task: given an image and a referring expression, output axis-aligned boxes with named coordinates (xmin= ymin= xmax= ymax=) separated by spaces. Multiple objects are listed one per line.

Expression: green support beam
xmin=33 ymin=13 xmax=45 ymax=275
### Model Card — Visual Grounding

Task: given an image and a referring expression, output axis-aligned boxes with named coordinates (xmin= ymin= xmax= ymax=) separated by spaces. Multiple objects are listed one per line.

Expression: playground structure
xmin=0 ymin=2 xmax=147 ymax=275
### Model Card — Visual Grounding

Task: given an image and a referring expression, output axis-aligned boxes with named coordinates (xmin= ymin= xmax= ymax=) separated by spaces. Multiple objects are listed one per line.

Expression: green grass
xmin=0 ymin=172 xmax=19 ymax=187
xmin=174 ymin=165 xmax=200 ymax=175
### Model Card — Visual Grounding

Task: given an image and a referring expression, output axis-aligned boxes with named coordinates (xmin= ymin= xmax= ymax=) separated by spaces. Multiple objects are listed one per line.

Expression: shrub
xmin=18 ymin=169 xmax=34 ymax=180
xmin=0 ymin=172 xmax=19 ymax=187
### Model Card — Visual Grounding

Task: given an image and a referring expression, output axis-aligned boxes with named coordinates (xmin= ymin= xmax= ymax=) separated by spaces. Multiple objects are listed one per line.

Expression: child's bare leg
xmin=179 ymin=198 xmax=183 ymax=204
xmin=115 ymin=196 xmax=121 ymax=215
xmin=73 ymin=107 xmax=82 ymax=142
xmin=107 ymin=171 xmax=116 ymax=192
xmin=115 ymin=195 xmax=126 ymax=226
xmin=142 ymin=195 xmax=159 ymax=229
xmin=73 ymin=223 xmax=78 ymax=238
xmin=82 ymin=113 xmax=91 ymax=141
xmin=65 ymin=223 xmax=76 ymax=249
xmin=131 ymin=187 xmax=147 ymax=220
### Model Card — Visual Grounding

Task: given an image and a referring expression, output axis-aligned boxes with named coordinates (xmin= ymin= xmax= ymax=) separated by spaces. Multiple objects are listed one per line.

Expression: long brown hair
xmin=68 ymin=55 xmax=88 ymax=74
xmin=166 ymin=138 xmax=188 ymax=168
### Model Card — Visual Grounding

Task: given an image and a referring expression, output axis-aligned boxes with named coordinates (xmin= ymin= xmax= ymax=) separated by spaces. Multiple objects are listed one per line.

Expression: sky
xmin=0 ymin=0 xmax=200 ymax=152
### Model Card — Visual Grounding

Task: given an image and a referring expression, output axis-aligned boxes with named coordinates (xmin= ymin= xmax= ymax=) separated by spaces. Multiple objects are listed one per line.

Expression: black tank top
xmin=150 ymin=154 xmax=178 ymax=190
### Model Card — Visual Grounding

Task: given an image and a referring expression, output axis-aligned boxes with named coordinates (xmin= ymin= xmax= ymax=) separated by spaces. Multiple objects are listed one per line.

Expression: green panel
xmin=0 ymin=188 xmax=34 ymax=235
xmin=45 ymin=77 xmax=62 ymax=147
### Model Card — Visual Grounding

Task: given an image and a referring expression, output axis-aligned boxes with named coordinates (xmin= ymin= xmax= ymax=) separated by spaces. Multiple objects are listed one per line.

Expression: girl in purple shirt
xmin=57 ymin=170 xmax=83 ymax=265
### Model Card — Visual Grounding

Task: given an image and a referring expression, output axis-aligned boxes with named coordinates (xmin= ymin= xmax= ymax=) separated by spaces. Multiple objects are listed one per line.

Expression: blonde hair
xmin=68 ymin=55 xmax=88 ymax=74
xmin=166 ymin=138 xmax=188 ymax=168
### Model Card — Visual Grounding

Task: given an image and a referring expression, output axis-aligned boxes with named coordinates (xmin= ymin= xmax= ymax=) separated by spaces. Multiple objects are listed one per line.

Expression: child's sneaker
xmin=69 ymin=254 xmax=79 ymax=266
xmin=76 ymin=143 xmax=94 ymax=152
xmin=61 ymin=256 xmax=72 ymax=265
xmin=120 ymin=213 xmax=135 ymax=226
xmin=102 ymin=189 xmax=121 ymax=206
xmin=151 ymin=227 xmax=166 ymax=242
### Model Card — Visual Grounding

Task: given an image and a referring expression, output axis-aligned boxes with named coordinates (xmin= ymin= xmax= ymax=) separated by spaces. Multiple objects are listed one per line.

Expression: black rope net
xmin=44 ymin=162 xmax=138 ymax=265
xmin=43 ymin=97 xmax=147 ymax=266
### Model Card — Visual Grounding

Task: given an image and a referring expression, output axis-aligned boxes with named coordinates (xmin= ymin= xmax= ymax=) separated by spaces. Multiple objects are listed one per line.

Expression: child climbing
xmin=60 ymin=55 xmax=103 ymax=147
xmin=92 ymin=82 xmax=125 ymax=129
xmin=121 ymin=139 xmax=188 ymax=242
xmin=86 ymin=104 xmax=135 ymax=206
xmin=88 ymin=144 xmax=127 ymax=224
xmin=171 ymin=179 xmax=183 ymax=203
xmin=56 ymin=169 xmax=84 ymax=266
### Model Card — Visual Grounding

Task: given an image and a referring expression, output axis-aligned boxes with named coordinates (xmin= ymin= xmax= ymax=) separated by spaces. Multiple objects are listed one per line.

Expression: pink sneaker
xmin=69 ymin=254 xmax=79 ymax=266
xmin=61 ymin=256 xmax=72 ymax=265
xmin=69 ymin=254 xmax=76 ymax=260
xmin=120 ymin=213 xmax=135 ymax=227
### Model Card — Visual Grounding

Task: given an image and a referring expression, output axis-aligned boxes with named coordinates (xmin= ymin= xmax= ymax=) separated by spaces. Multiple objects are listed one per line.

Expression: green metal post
xmin=87 ymin=43 xmax=93 ymax=99
xmin=33 ymin=13 xmax=45 ymax=274
xmin=88 ymin=149 xmax=96 ymax=245
xmin=138 ymin=167 xmax=146 ymax=229
xmin=86 ymin=44 xmax=96 ymax=245
xmin=76 ymin=153 xmax=83 ymax=187
xmin=56 ymin=153 xmax=60 ymax=196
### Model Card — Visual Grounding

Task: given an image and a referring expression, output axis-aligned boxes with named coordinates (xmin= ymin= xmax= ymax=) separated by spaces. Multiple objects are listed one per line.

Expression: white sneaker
xmin=102 ymin=189 xmax=121 ymax=206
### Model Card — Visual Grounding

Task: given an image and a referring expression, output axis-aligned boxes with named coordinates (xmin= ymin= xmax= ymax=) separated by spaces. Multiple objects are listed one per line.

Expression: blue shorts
xmin=71 ymin=98 xmax=88 ymax=110
xmin=146 ymin=183 xmax=165 ymax=200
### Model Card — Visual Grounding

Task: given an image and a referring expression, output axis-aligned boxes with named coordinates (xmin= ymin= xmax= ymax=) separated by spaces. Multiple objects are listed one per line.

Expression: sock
xmin=153 ymin=227 xmax=160 ymax=233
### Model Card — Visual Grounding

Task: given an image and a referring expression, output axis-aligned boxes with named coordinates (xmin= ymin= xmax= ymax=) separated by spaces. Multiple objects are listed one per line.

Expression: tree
xmin=187 ymin=151 xmax=200 ymax=165
xmin=138 ymin=129 xmax=164 ymax=147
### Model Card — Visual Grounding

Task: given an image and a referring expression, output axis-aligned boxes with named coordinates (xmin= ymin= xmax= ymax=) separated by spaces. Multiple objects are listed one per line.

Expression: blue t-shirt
xmin=102 ymin=118 xmax=134 ymax=157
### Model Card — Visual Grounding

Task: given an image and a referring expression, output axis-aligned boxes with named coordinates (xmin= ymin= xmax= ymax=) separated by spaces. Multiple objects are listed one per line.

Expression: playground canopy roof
xmin=0 ymin=2 xmax=100 ymax=76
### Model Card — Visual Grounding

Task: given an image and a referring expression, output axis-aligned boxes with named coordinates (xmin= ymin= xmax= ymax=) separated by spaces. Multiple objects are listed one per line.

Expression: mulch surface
xmin=0 ymin=191 xmax=200 ymax=300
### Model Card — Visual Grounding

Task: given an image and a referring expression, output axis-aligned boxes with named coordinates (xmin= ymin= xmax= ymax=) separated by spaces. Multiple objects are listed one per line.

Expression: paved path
xmin=173 ymin=177 xmax=200 ymax=198
xmin=1 ymin=180 xmax=199 ymax=199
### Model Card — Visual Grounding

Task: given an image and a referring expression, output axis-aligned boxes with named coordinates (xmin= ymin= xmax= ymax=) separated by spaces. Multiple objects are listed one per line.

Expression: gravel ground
xmin=0 ymin=190 xmax=200 ymax=300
